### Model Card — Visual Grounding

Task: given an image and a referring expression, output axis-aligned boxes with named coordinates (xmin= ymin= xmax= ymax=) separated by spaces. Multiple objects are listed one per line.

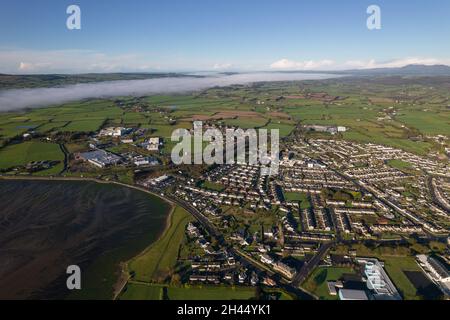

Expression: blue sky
xmin=1 ymin=0 xmax=449 ymax=73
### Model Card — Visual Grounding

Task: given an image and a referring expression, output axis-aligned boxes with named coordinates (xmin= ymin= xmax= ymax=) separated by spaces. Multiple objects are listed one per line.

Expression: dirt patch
xmin=267 ymin=111 xmax=291 ymax=119
xmin=369 ymin=97 xmax=395 ymax=104
xmin=181 ymin=110 xmax=263 ymax=122
xmin=285 ymin=95 xmax=306 ymax=99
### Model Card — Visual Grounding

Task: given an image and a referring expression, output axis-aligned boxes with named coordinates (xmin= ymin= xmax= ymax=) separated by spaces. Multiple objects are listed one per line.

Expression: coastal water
xmin=0 ymin=179 xmax=171 ymax=299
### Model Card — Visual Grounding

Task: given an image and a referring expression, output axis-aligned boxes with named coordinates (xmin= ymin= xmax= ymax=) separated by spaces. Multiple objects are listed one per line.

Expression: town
xmin=28 ymin=116 xmax=447 ymax=300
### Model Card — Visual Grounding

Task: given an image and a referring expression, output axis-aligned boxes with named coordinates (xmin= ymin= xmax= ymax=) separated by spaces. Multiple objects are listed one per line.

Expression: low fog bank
xmin=0 ymin=72 xmax=340 ymax=111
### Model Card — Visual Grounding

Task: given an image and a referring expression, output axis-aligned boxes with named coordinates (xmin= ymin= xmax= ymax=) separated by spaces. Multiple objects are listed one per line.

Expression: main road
xmin=291 ymin=242 xmax=333 ymax=287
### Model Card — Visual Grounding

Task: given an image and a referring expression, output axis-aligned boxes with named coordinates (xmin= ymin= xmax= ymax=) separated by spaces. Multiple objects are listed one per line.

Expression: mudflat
xmin=0 ymin=179 xmax=171 ymax=299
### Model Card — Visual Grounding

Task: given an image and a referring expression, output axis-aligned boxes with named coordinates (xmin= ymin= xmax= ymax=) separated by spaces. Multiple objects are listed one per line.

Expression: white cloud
xmin=18 ymin=62 xmax=52 ymax=72
xmin=3 ymin=49 xmax=450 ymax=74
xmin=212 ymin=63 xmax=233 ymax=70
xmin=270 ymin=58 xmax=335 ymax=70
xmin=270 ymin=57 xmax=450 ymax=71
xmin=0 ymin=49 xmax=161 ymax=74
xmin=344 ymin=57 xmax=450 ymax=69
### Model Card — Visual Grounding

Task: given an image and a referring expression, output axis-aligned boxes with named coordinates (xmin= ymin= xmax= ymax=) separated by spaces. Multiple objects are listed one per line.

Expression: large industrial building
xmin=78 ymin=150 xmax=122 ymax=168
xmin=357 ymin=258 xmax=402 ymax=300
xmin=338 ymin=289 xmax=369 ymax=300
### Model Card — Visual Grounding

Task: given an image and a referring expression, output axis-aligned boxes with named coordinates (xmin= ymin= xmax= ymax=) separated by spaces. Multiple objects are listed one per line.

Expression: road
xmin=291 ymin=242 xmax=333 ymax=287
xmin=159 ymin=187 xmax=315 ymax=299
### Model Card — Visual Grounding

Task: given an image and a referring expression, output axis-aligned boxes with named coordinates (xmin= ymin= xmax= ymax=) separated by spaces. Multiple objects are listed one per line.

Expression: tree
xmin=314 ymin=269 xmax=328 ymax=285
xmin=171 ymin=273 xmax=182 ymax=286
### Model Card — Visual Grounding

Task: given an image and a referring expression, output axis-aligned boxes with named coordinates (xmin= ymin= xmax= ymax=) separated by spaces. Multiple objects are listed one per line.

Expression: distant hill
xmin=2 ymin=65 xmax=449 ymax=90
xmin=343 ymin=64 xmax=450 ymax=76
xmin=0 ymin=72 xmax=196 ymax=90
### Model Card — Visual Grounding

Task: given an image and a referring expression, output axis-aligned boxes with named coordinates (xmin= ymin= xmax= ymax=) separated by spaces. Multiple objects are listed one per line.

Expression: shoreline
xmin=113 ymin=204 xmax=177 ymax=300
xmin=0 ymin=175 xmax=175 ymax=206
xmin=0 ymin=175 xmax=176 ymax=300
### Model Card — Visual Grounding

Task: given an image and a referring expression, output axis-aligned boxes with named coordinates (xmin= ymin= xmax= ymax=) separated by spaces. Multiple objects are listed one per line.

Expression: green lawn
xmin=119 ymin=283 xmax=164 ymax=300
xmin=201 ymin=181 xmax=225 ymax=192
xmin=387 ymin=159 xmax=412 ymax=169
xmin=302 ymin=267 xmax=354 ymax=300
xmin=283 ymin=192 xmax=311 ymax=209
xmin=262 ymin=123 xmax=295 ymax=138
xmin=166 ymin=286 xmax=257 ymax=300
xmin=119 ymin=284 xmax=292 ymax=300
xmin=387 ymin=159 xmax=417 ymax=175
xmin=128 ymin=206 xmax=193 ymax=283
xmin=382 ymin=256 xmax=422 ymax=300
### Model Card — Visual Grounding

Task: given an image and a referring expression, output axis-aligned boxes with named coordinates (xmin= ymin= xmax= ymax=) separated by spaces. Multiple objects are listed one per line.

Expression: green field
xmin=119 ymin=283 xmax=164 ymax=300
xmin=396 ymin=110 xmax=450 ymax=136
xmin=201 ymin=181 xmax=225 ymax=191
xmin=128 ymin=206 xmax=193 ymax=283
xmin=34 ymin=121 xmax=69 ymax=133
xmin=302 ymin=267 xmax=354 ymax=300
xmin=387 ymin=159 xmax=416 ymax=175
xmin=0 ymin=121 xmax=46 ymax=139
xmin=262 ymin=122 xmax=295 ymax=138
xmin=283 ymin=192 xmax=311 ymax=209
xmin=343 ymin=129 xmax=432 ymax=156
xmin=0 ymin=141 xmax=64 ymax=174
xmin=1 ymin=76 xmax=448 ymax=157
xmin=223 ymin=117 xmax=269 ymax=129
xmin=166 ymin=286 xmax=257 ymax=300
xmin=382 ymin=256 xmax=423 ymax=300
xmin=120 ymin=283 xmax=294 ymax=300
xmin=63 ymin=119 xmax=106 ymax=132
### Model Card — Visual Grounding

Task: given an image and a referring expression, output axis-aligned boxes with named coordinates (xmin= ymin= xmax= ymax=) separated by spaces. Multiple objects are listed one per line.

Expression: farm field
xmin=396 ymin=110 xmax=450 ymax=136
xmin=1 ymin=76 xmax=449 ymax=158
xmin=0 ymin=141 xmax=64 ymax=174
xmin=62 ymin=119 xmax=106 ymax=132
xmin=263 ymin=122 xmax=295 ymax=137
